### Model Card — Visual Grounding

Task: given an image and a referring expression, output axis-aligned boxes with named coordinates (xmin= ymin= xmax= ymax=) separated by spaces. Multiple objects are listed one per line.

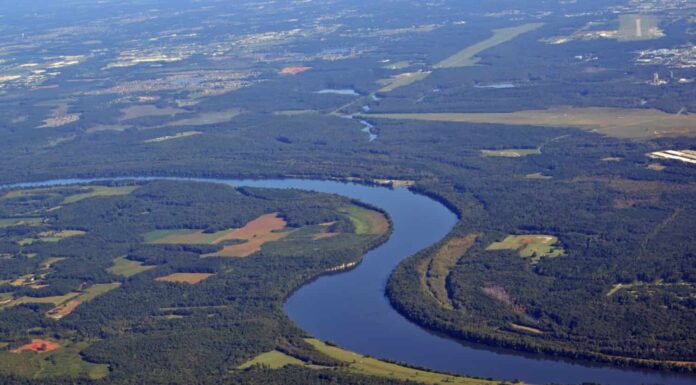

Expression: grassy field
xmin=0 ymin=340 xmax=109 ymax=380
xmin=78 ymin=283 xmax=121 ymax=301
xmin=306 ymin=339 xmax=501 ymax=385
xmin=419 ymin=235 xmax=477 ymax=309
xmin=340 ymin=206 xmax=389 ymax=235
xmin=18 ymin=230 xmax=86 ymax=245
xmin=238 ymin=339 xmax=504 ymax=384
xmin=0 ymin=217 xmax=42 ymax=228
xmin=62 ymin=186 xmax=138 ymax=204
xmin=487 ymin=235 xmax=564 ymax=263
xmin=360 ymin=107 xmax=696 ymax=138
xmin=45 ymin=283 xmax=121 ymax=319
xmin=107 ymin=256 xmax=156 ymax=277
xmin=155 ymin=273 xmax=214 ymax=284
xmin=3 ymin=292 xmax=80 ymax=309
xmin=237 ymin=350 xmax=306 ymax=369
xmin=147 ymin=213 xmax=291 ymax=258
xmin=162 ymin=109 xmax=241 ymax=127
xmin=435 ymin=23 xmax=543 ymax=68
xmin=481 ymin=148 xmax=541 ymax=158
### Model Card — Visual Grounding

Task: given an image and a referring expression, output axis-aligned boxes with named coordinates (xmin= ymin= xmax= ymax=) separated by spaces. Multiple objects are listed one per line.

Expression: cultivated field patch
xmin=341 ymin=206 xmax=389 ymax=235
xmin=419 ymin=234 xmax=477 ymax=309
xmin=148 ymin=213 xmax=289 ymax=258
xmin=46 ymin=283 xmax=121 ymax=320
xmin=11 ymin=339 xmax=61 ymax=354
xmin=361 ymin=107 xmax=696 ymax=138
xmin=2 ymin=340 xmax=108 ymax=379
xmin=61 ymin=185 xmax=138 ymax=204
xmin=306 ymin=339 xmax=498 ymax=385
xmin=108 ymin=256 xmax=156 ymax=277
xmin=486 ymin=234 xmax=564 ymax=263
xmin=237 ymin=350 xmax=306 ymax=369
xmin=0 ymin=217 xmax=42 ymax=228
xmin=239 ymin=339 xmax=501 ymax=384
xmin=155 ymin=273 xmax=214 ymax=284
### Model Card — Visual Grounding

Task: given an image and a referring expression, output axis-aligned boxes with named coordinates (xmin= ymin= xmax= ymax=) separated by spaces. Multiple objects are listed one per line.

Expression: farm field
xmin=147 ymin=213 xmax=290 ymax=257
xmin=361 ymin=107 xmax=696 ymax=138
xmin=61 ymin=186 xmax=138 ymax=204
xmin=340 ymin=206 xmax=389 ymax=235
xmin=239 ymin=339 xmax=504 ymax=385
xmin=155 ymin=273 xmax=214 ymax=284
xmin=418 ymin=234 xmax=477 ymax=309
xmin=2 ymin=282 xmax=120 ymax=320
xmin=435 ymin=23 xmax=543 ymax=68
xmin=19 ymin=230 xmax=86 ymax=245
xmin=486 ymin=234 xmax=564 ymax=263
xmin=107 ymin=256 xmax=156 ymax=277
xmin=1 ymin=340 xmax=109 ymax=380
xmin=237 ymin=350 xmax=307 ymax=369
xmin=0 ymin=217 xmax=42 ymax=228
xmin=305 ymin=339 xmax=502 ymax=385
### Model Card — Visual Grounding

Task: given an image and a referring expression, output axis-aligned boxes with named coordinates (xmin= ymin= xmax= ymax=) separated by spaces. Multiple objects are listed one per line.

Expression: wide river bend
xmin=6 ymin=177 xmax=695 ymax=385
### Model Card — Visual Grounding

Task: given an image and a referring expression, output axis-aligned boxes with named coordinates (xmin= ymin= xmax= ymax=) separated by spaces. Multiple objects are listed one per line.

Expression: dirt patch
xmin=280 ymin=67 xmax=311 ymax=75
xmin=156 ymin=273 xmax=214 ymax=284
xmin=11 ymin=339 xmax=61 ymax=354
xmin=483 ymin=285 xmax=525 ymax=314
xmin=46 ymin=300 xmax=83 ymax=320
xmin=206 ymin=214 xmax=289 ymax=257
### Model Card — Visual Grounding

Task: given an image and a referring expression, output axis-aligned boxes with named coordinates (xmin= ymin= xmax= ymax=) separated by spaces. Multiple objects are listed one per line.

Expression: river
xmin=4 ymin=177 xmax=695 ymax=385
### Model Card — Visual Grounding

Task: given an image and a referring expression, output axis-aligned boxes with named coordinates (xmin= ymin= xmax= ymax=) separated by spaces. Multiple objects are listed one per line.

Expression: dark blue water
xmin=5 ymin=178 xmax=695 ymax=385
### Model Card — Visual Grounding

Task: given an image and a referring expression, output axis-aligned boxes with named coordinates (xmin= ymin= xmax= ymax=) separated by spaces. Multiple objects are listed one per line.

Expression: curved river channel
xmin=7 ymin=177 xmax=696 ymax=385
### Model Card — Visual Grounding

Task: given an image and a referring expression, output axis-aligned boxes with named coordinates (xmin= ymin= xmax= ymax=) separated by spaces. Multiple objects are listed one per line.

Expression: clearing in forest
xmin=360 ymin=107 xmax=696 ymax=139
xmin=3 ymin=339 xmax=108 ymax=379
xmin=481 ymin=148 xmax=540 ymax=157
xmin=237 ymin=350 xmax=306 ymax=369
xmin=419 ymin=234 xmax=477 ymax=309
xmin=341 ymin=206 xmax=389 ymax=235
xmin=11 ymin=339 xmax=61 ymax=354
xmin=61 ymin=186 xmax=138 ymax=204
xmin=45 ymin=283 xmax=122 ymax=320
xmin=486 ymin=234 xmax=564 ymax=263
xmin=155 ymin=273 xmax=214 ymax=284
xmin=107 ymin=256 xmax=156 ymax=277
xmin=0 ymin=218 xmax=42 ymax=228
xmin=435 ymin=23 xmax=543 ymax=68
xmin=147 ymin=213 xmax=289 ymax=257
xmin=19 ymin=230 xmax=86 ymax=245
